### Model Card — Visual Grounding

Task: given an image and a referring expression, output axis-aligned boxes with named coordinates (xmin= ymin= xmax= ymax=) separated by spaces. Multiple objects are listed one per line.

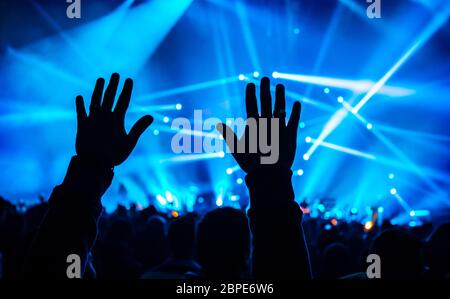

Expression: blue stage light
xmin=378 ymin=207 xmax=384 ymax=213
xmin=324 ymin=87 xmax=330 ymax=94
xmin=226 ymin=167 xmax=233 ymax=175
xmin=236 ymin=178 xmax=243 ymax=184
xmin=163 ymin=116 xmax=170 ymax=123
xmin=296 ymin=169 xmax=304 ymax=176
xmin=305 ymin=136 xmax=312 ymax=143
xmin=366 ymin=123 xmax=373 ymax=130
xmin=303 ymin=154 xmax=310 ymax=161
xmin=238 ymin=74 xmax=245 ymax=81
xmin=337 ymin=96 xmax=344 ymax=103
xmin=153 ymin=129 xmax=160 ymax=136
xmin=253 ymin=71 xmax=260 ymax=78
xmin=299 ymin=122 xmax=306 ymax=129
xmin=390 ymin=188 xmax=397 ymax=195
xmin=389 ymin=173 xmax=395 ymax=179
xmin=216 ymin=196 xmax=223 ymax=207
xmin=293 ymin=28 xmax=300 ymax=35
xmin=410 ymin=210 xmax=415 ymax=217
xmin=175 ymin=103 xmax=182 ymax=110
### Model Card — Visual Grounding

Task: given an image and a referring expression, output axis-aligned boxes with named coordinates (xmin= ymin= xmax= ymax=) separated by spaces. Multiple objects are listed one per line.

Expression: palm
xmin=75 ymin=73 xmax=153 ymax=167
xmin=218 ymin=77 xmax=301 ymax=173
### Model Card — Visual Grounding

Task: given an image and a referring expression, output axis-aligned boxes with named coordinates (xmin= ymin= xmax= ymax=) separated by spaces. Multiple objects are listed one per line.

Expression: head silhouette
xmin=370 ymin=229 xmax=423 ymax=279
xmin=197 ymin=207 xmax=250 ymax=278
xmin=168 ymin=215 xmax=196 ymax=260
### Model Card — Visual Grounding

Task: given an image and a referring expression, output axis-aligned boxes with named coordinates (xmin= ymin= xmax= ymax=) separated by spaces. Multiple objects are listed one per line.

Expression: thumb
xmin=216 ymin=123 xmax=238 ymax=153
xmin=128 ymin=115 xmax=153 ymax=150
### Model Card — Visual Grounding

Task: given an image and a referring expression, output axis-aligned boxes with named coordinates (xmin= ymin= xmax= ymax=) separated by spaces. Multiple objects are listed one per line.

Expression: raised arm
xmin=217 ymin=77 xmax=311 ymax=279
xmin=23 ymin=73 xmax=153 ymax=278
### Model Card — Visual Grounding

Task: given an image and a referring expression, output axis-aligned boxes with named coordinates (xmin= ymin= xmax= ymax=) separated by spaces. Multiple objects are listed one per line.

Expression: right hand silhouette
xmin=217 ymin=77 xmax=301 ymax=173
xmin=75 ymin=73 xmax=153 ymax=168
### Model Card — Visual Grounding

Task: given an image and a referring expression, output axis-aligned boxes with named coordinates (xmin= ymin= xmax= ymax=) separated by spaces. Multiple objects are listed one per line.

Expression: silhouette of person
xmin=23 ymin=73 xmax=153 ymax=278
xmin=217 ymin=77 xmax=312 ymax=279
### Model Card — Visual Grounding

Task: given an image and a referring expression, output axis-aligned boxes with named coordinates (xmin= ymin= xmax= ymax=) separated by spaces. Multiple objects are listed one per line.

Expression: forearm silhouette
xmin=23 ymin=74 xmax=153 ymax=278
xmin=218 ymin=77 xmax=312 ymax=279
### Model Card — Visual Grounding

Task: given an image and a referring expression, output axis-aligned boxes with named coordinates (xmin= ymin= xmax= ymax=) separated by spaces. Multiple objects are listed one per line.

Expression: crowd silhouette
xmin=0 ymin=74 xmax=449 ymax=280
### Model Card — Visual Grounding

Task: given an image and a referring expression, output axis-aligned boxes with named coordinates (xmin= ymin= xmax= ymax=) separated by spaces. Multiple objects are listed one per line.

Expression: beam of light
xmin=352 ymin=4 xmax=450 ymax=113
xmin=247 ymin=78 xmax=336 ymax=113
xmin=131 ymin=104 xmax=183 ymax=112
xmin=410 ymin=209 xmax=430 ymax=217
xmin=304 ymin=5 xmax=343 ymax=98
xmin=226 ymin=165 xmax=240 ymax=175
xmin=160 ymin=151 xmax=225 ymax=163
xmin=272 ymin=72 xmax=415 ymax=97
xmin=375 ymin=124 xmax=450 ymax=143
xmin=136 ymin=76 xmax=241 ymax=101
xmin=303 ymin=108 xmax=348 ymax=160
xmin=6 ymin=48 xmax=90 ymax=89
xmin=393 ymin=193 xmax=412 ymax=214
xmin=235 ymin=1 xmax=261 ymax=71
xmin=307 ymin=138 xmax=377 ymax=160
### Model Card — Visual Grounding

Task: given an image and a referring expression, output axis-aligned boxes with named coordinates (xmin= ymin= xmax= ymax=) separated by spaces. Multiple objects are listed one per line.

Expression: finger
xmin=128 ymin=115 xmax=153 ymax=150
xmin=216 ymin=123 xmax=238 ymax=153
xmin=114 ymin=78 xmax=133 ymax=118
xmin=89 ymin=77 xmax=105 ymax=114
xmin=274 ymin=84 xmax=286 ymax=118
xmin=102 ymin=73 xmax=120 ymax=112
xmin=76 ymin=95 xmax=87 ymax=125
xmin=287 ymin=101 xmax=301 ymax=137
xmin=260 ymin=77 xmax=272 ymax=118
xmin=245 ymin=83 xmax=258 ymax=119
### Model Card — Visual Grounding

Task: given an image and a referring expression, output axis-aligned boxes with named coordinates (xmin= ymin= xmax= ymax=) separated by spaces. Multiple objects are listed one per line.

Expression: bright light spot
xmin=305 ymin=136 xmax=312 ymax=143
xmin=296 ymin=169 xmax=304 ymax=176
xmin=272 ymin=71 xmax=279 ymax=78
xmin=303 ymin=154 xmax=310 ymax=160
xmin=351 ymin=108 xmax=358 ymax=114
xmin=299 ymin=122 xmax=306 ymax=129
xmin=366 ymin=123 xmax=373 ymax=130
xmin=238 ymin=74 xmax=245 ymax=81
xmin=171 ymin=211 xmax=179 ymax=218
xmin=318 ymin=204 xmax=325 ymax=213
xmin=230 ymin=195 xmax=239 ymax=201
xmin=378 ymin=207 xmax=384 ymax=213
xmin=226 ymin=168 xmax=233 ymax=175
xmin=410 ymin=210 xmax=415 ymax=217
xmin=153 ymin=129 xmax=160 ymax=136
xmin=197 ymin=197 xmax=204 ymax=204
xmin=163 ymin=116 xmax=170 ymax=123
xmin=324 ymin=87 xmax=330 ymax=94
xmin=165 ymin=191 xmax=173 ymax=203
xmin=350 ymin=208 xmax=358 ymax=214
xmin=324 ymin=224 xmax=332 ymax=230
xmin=216 ymin=197 xmax=223 ymax=207
xmin=390 ymin=188 xmax=397 ymax=195
xmin=331 ymin=218 xmax=338 ymax=226
xmin=253 ymin=71 xmax=260 ymax=78
xmin=156 ymin=194 xmax=166 ymax=206
xmin=293 ymin=27 xmax=300 ymax=35
xmin=337 ymin=96 xmax=344 ymax=103
xmin=364 ymin=221 xmax=373 ymax=231
xmin=175 ymin=103 xmax=182 ymax=110
xmin=236 ymin=178 xmax=243 ymax=184
xmin=388 ymin=173 xmax=395 ymax=179
xmin=218 ymin=151 xmax=225 ymax=158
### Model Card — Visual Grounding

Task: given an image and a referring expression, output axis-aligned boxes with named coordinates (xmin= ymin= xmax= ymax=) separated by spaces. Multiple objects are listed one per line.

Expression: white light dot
xmin=153 ymin=129 xmax=160 ymax=136
xmin=410 ymin=210 xmax=415 ymax=217
xmin=390 ymin=188 xmax=397 ymax=195
xmin=226 ymin=168 xmax=233 ymax=175
xmin=272 ymin=71 xmax=279 ymax=78
xmin=218 ymin=151 xmax=225 ymax=158
xmin=236 ymin=178 xmax=243 ymax=184
xmin=366 ymin=123 xmax=373 ymax=130
xmin=324 ymin=88 xmax=330 ymax=94
xmin=389 ymin=173 xmax=395 ymax=179
xmin=351 ymin=108 xmax=358 ymax=114
xmin=253 ymin=71 xmax=260 ymax=78
xmin=337 ymin=96 xmax=344 ymax=103
xmin=299 ymin=122 xmax=305 ymax=129
xmin=163 ymin=116 xmax=170 ymax=123
xmin=175 ymin=103 xmax=182 ymax=110
xmin=238 ymin=74 xmax=245 ymax=81
xmin=216 ymin=198 xmax=223 ymax=206
xmin=305 ymin=136 xmax=312 ymax=143
xmin=303 ymin=154 xmax=310 ymax=161
xmin=296 ymin=169 xmax=304 ymax=176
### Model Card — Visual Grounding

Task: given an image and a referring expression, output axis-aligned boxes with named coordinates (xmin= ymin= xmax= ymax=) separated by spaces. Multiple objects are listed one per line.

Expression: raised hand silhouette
xmin=217 ymin=76 xmax=301 ymax=172
xmin=75 ymin=73 xmax=153 ymax=168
